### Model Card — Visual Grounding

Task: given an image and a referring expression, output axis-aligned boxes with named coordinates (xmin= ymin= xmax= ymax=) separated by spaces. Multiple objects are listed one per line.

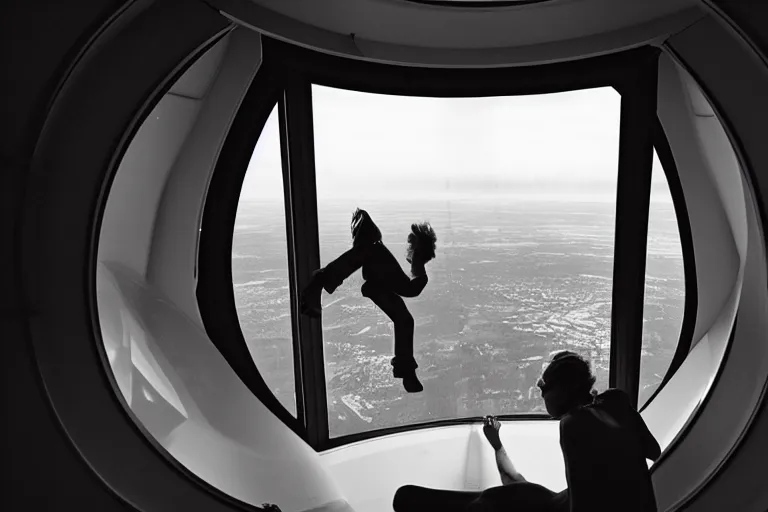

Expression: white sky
xmin=240 ymin=85 xmax=667 ymax=202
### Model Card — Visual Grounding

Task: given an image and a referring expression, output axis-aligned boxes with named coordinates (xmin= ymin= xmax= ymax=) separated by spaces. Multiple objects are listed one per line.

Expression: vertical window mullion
xmin=278 ymin=97 xmax=306 ymax=430
xmin=610 ymin=53 xmax=659 ymax=409
xmin=280 ymin=80 xmax=329 ymax=448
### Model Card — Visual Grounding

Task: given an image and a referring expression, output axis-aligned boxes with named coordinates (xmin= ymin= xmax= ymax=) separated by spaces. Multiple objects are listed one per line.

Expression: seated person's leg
xmin=393 ymin=485 xmax=481 ymax=512
xmin=361 ymin=282 xmax=422 ymax=393
xmin=469 ymin=482 xmax=560 ymax=512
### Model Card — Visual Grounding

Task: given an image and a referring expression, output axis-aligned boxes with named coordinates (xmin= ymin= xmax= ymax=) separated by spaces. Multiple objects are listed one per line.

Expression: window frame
xmin=196 ymin=59 xmax=307 ymax=440
xmin=198 ymin=35 xmax=695 ymax=451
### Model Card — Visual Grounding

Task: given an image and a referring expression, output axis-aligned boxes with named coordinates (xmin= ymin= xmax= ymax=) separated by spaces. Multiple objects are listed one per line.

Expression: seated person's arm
xmin=560 ymin=416 xmax=592 ymax=512
xmin=495 ymin=446 xmax=527 ymax=485
xmin=483 ymin=416 xmax=527 ymax=484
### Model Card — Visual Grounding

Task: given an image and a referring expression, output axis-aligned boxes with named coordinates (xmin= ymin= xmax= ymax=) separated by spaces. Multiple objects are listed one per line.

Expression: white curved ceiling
xmin=246 ymin=0 xmax=699 ymax=49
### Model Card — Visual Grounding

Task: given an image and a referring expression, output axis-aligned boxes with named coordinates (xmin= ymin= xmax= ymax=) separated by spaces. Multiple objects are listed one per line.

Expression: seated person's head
xmin=406 ymin=222 xmax=437 ymax=264
xmin=537 ymin=351 xmax=597 ymax=419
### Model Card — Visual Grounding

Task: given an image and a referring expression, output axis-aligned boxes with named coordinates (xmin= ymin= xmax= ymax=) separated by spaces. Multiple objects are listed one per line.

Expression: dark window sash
xmin=279 ymin=80 xmax=329 ymax=447
xmin=609 ymin=49 xmax=661 ymax=409
xmin=196 ymin=59 xmax=306 ymax=439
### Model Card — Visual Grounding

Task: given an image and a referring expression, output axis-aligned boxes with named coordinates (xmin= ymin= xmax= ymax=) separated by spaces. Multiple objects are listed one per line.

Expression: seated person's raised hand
xmin=482 ymin=415 xmax=503 ymax=450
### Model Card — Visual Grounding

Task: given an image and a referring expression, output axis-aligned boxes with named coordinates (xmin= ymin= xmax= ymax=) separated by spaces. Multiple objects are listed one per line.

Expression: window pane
xmin=232 ymin=106 xmax=296 ymax=416
xmin=639 ymin=150 xmax=685 ymax=408
xmin=312 ymin=86 xmax=621 ymax=437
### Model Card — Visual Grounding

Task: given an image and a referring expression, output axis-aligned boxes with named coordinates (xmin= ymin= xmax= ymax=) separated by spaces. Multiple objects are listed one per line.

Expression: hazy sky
xmin=240 ymin=85 xmax=667 ymax=201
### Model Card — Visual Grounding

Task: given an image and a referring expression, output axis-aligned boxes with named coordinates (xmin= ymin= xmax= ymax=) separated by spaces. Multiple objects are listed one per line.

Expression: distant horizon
xmin=237 ymin=186 xmax=675 ymax=204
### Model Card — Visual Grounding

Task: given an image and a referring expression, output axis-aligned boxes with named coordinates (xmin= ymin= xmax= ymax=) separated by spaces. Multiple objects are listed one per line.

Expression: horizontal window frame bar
xmin=262 ymin=35 xmax=657 ymax=99
xmin=321 ymin=414 xmax=556 ymax=451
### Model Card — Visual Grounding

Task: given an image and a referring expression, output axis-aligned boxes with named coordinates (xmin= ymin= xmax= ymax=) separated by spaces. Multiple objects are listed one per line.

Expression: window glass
xmin=639 ymin=150 xmax=685 ymax=407
xmin=312 ymin=85 xmax=621 ymax=437
xmin=232 ymin=106 xmax=296 ymax=416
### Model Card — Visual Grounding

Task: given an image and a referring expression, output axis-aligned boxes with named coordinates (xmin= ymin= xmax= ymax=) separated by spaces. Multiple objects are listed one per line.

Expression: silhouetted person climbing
xmin=300 ymin=208 xmax=437 ymax=393
xmin=393 ymin=350 xmax=661 ymax=511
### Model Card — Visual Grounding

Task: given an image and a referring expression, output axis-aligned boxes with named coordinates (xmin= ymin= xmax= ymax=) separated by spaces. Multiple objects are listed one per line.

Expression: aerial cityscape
xmin=232 ymin=195 xmax=684 ymax=438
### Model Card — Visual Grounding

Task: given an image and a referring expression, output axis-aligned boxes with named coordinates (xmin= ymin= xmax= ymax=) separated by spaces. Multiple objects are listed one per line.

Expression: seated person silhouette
xmin=393 ymin=350 xmax=662 ymax=511
xmin=300 ymin=208 xmax=437 ymax=393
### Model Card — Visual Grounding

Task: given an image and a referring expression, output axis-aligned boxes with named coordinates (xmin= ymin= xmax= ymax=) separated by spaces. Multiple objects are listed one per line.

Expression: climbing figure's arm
xmin=394 ymin=262 xmax=429 ymax=298
xmin=394 ymin=221 xmax=436 ymax=297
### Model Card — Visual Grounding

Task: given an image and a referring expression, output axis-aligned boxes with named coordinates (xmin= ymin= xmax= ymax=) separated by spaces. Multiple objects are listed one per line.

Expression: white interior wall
xmin=146 ymin=28 xmax=263 ymax=321
xmin=635 ymin=15 xmax=768 ymax=511
xmin=99 ymin=95 xmax=202 ymax=276
xmin=320 ymin=421 xmax=564 ymax=512
xmin=97 ymin=260 xmax=352 ymax=512
xmin=98 ymin=28 xmax=354 ymax=512
xmin=640 ymin=53 xmax=744 ymax=453
xmin=655 ymin=54 xmax=741 ymax=345
xmin=656 ymin=12 xmax=768 ymax=512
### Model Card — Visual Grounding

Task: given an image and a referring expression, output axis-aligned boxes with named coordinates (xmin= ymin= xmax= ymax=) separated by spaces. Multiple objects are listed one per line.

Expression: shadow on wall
xmin=96 ymin=261 xmax=351 ymax=512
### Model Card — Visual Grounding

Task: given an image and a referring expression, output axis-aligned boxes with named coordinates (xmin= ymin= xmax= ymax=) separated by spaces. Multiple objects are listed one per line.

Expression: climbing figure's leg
xmin=300 ymin=208 xmax=381 ymax=317
xmin=300 ymin=246 xmax=366 ymax=317
xmin=361 ymin=281 xmax=423 ymax=393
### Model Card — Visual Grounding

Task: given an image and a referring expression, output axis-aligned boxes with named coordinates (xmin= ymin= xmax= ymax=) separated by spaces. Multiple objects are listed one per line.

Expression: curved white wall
xmin=97 ymin=28 xmax=352 ymax=512
xmin=656 ymin=54 xmax=743 ymax=343
xmin=99 ymin=95 xmax=202 ymax=276
xmin=639 ymin=52 xmax=745 ymax=461
xmin=647 ymin=14 xmax=768 ymax=512
xmin=97 ymin=261 xmax=350 ymax=511
xmin=146 ymin=29 xmax=261 ymax=321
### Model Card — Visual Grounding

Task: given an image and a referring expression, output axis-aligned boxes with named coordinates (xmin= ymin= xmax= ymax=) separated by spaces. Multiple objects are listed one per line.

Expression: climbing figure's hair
xmin=542 ymin=350 xmax=597 ymax=396
xmin=407 ymin=222 xmax=438 ymax=263
xmin=351 ymin=208 xmax=382 ymax=247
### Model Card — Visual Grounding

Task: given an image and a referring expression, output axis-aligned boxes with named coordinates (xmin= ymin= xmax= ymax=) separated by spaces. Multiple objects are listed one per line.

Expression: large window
xmin=312 ymin=85 xmax=621 ymax=437
xmin=232 ymin=106 xmax=297 ymax=416
xmin=639 ymin=150 xmax=685 ymax=407
xmin=205 ymin=43 xmax=674 ymax=448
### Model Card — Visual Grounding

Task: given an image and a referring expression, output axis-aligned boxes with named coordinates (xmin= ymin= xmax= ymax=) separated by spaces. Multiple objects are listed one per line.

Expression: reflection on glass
xmin=639 ymin=151 xmax=685 ymax=408
xmin=232 ymin=106 xmax=296 ymax=416
xmin=312 ymin=85 xmax=620 ymax=437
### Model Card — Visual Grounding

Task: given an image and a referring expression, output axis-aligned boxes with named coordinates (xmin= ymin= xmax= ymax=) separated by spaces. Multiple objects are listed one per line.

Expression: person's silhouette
xmin=393 ymin=350 xmax=661 ymax=511
xmin=300 ymin=208 xmax=437 ymax=393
